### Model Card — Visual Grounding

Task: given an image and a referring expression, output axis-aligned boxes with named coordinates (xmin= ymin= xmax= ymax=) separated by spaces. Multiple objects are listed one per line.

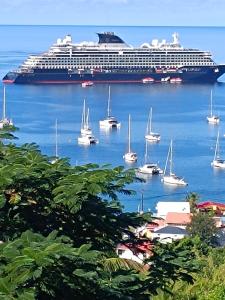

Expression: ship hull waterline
xmin=3 ymin=65 xmax=225 ymax=84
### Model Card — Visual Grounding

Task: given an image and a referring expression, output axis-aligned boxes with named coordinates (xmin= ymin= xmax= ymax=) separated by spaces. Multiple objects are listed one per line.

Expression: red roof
xmin=197 ymin=201 xmax=225 ymax=210
xmin=117 ymin=241 xmax=153 ymax=253
xmin=165 ymin=212 xmax=191 ymax=225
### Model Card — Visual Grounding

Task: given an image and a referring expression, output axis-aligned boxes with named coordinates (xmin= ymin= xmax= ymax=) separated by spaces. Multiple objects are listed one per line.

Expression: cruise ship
xmin=3 ymin=32 xmax=225 ymax=84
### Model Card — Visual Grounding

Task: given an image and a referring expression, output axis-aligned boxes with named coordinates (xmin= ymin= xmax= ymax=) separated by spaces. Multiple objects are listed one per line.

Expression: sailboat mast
xmin=81 ymin=99 xmax=86 ymax=130
xmin=107 ymin=85 xmax=111 ymax=118
xmin=214 ymin=130 xmax=220 ymax=160
xmin=210 ymin=90 xmax=213 ymax=117
xmin=3 ymin=86 xmax=6 ymax=120
xmin=144 ymin=140 xmax=148 ymax=164
xmin=86 ymin=108 xmax=90 ymax=130
xmin=146 ymin=109 xmax=150 ymax=135
xmin=55 ymin=119 xmax=58 ymax=157
xmin=150 ymin=107 xmax=152 ymax=133
xmin=163 ymin=141 xmax=171 ymax=176
xmin=128 ymin=114 xmax=131 ymax=153
xmin=170 ymin=140 xmax=173 ymax=175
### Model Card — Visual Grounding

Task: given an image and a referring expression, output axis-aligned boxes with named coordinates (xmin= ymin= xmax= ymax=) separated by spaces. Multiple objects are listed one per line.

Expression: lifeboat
xmin=142 ymin=77 xmax=154 ymax=84
xmin=81 ymin=81 xmax=94 ymax=87
xmin=170 ymin=77 xmax=182 ymax=83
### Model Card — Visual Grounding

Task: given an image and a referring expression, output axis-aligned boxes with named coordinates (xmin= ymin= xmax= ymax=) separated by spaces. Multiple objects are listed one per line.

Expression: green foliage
xmin=186 ymin=192 xmax=200 ymax=213
xmin=187 ymin=212 xmax=218 ymax=246
xmin=0 ymin=141 xmax=204 ymax=299
xmin=0 ymin=124 xmax=18 ymax=141
xmin=152 ymin=245 xmax=225 ymax=300
xmin=146 ymin=238 xmax=200 ymax=295
xmin=0 ymin=142 xmax=148 ymax=251
xmin=0 ymin=231 xmax=153 ymax=300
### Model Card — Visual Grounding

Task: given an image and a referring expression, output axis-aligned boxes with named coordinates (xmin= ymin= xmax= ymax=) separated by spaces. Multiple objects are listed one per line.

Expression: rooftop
xmin=165 ymin=212 xmax=191 ymax=225
xmin=154 ymin=225 xmax=188 ymax=235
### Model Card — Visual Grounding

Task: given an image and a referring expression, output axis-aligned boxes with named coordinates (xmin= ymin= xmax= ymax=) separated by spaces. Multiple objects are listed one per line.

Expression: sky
xmin=0 ymin=0 xmax=225 ymax=26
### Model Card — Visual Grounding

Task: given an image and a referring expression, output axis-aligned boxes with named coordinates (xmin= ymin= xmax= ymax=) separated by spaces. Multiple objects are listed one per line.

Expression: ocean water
xmin=1 ymin=25 xmax=225 ymax=212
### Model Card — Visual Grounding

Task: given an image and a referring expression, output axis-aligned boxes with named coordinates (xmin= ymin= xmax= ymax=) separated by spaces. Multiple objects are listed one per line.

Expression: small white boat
xmin=78 ymin=134 xmax=98 ymax=145
xmin=138 ymin=140 xmax=162 ymax=174
xmin=162 ymin=140 xmax=188 ymax=186
xmin=142 ymin=77 xmax=154 ymax=83
xmin=207 ymin=90 xmax=220 ymax=124
xmin=145 ymin=108 xmax=160 ymax=142
xmin=81 ymin=81 xmax=94 ymax=87
xmin=0 ymin=86 xmax=13 ymax=129
xmin=138 ymin=164 xmax=162 ymax=174
xmin=99 ymin=86 xmax=121 ymax=129
xmin=211 ymin=130 xmax=225 ymax=168
xmin=170 ymin=77 xmax=182 ymax=83
xmin=123 ymin=114 xmax=137 ymax=162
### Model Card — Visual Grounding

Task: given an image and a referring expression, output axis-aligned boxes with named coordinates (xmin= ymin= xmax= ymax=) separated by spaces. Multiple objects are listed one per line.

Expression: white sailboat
xmin=211 ymin=130 xmax=225 ymax=168
xmin=78 ymin=106 xmax=98 ymax=145
xmin=99 ymin=86 xmax=121 ymax=129
xmin=0 ymin=85 xmax=13 ymax=129
xmin=207 ymin=90 xmax=220 ymax=124
xmin=123 ymin=114 xmax=137 ymax=162
xmin=145 ymin=108 xmax=160 ymax=142
xmin=162 ymin=140 xmax=188 ymax=186
xmin=51 ymin=119 xmax=59 ymax=164
xmin=138 ymin=140 xmax=162 ymax=174
xmin=80 ymin=99 xmax=92 ymax=136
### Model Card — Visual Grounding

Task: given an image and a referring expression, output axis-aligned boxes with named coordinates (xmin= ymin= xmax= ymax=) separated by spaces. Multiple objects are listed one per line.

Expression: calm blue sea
xmin=1 ymin=25 xmax=225 ymax=212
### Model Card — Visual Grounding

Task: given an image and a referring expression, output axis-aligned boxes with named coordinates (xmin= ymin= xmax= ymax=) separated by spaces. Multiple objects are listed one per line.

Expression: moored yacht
xmin=138 ymin=140 xmax=162 ymax=174
xmin=145 ymin=108 xmax=160 ymax=142
xmin=162 ymin=140 xmax=188 ymax=186
xmin=123 ymin=114 xmax=137 ymax=162
xmin=207 ymin=90 xmax=220 ymax=124
xmin=80 ymin=99 xmax=92 ymax=136
xmin=99 ymin=86 xmax=121 ymax=129
xmin=211 ymin=130 xmax=225 ymax=168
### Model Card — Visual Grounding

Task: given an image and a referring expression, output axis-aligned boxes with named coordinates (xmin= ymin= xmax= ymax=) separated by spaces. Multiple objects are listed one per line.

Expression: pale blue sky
xmin=0 ymin=0 xmax=224 ymax=26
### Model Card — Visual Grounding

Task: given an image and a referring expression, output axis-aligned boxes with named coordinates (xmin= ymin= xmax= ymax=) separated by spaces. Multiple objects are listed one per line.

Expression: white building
xmin=155 ymin=201 xmax=190 ymax=219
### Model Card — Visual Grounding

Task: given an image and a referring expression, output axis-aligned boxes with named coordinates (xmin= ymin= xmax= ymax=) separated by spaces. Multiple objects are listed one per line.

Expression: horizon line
xmin=0 ymin=24 xmax=225 ymax=28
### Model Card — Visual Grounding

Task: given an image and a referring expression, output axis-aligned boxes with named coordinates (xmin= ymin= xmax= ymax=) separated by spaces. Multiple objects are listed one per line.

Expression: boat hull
xmin=3 ymin=65 xmax=225 ymax=84
xmin=162 ymin=175 xmax=188 ymax=186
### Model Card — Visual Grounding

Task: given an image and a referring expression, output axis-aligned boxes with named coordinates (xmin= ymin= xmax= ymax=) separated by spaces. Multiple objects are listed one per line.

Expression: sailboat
xmin=123 ymin=114 xmax=137 ymax=162
xmin=162 ymin=140 xmax=188 ymax=186
xmin=211 ymin=130 xmax=225 ymax=168
xmin=145 ymin=108 xmax=160 ymax=142
xmin=51 ymin=119 xmax=59 ymax=164
xmin=80 ymin=99 xmax=92 ymax=136
xmin=207 ymin=90 xmax=220 ymax=124
xmin=99 ymin=86 xmax=121 ymax=128
xmin=138 ymin=140 xmax=162 ymax=174
xmin=0 ymin=85 xmax=13 ymax=129
xmin=78 ymin=106 xmax=98 ymax=145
